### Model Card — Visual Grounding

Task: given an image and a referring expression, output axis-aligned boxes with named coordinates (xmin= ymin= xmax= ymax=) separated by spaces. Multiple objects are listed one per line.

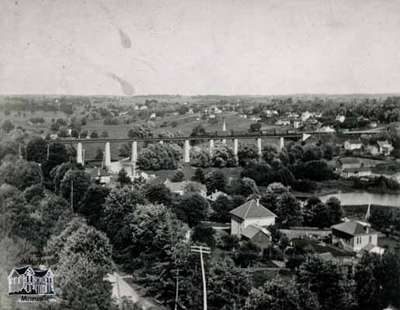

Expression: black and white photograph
xmin=1 ymin=0 xmax=400 ymax=309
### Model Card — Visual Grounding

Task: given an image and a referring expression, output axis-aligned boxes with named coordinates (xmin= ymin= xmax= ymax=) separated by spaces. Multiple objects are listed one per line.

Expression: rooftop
xmin=242 ymin=225 xmax=271 ymax=239
xmin=230 ymin=199 xmax=277 ymax=220
xmin=331 ymin=221 xmax=375 ymax=236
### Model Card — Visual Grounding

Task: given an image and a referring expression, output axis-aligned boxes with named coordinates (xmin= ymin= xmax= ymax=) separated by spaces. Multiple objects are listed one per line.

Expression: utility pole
xmin=70 ymin=178 xmax=74 ymax=211
xmin=191 ymin=245 xmax=211 ymax=310
xmin=174 ymin=267 xmax=179 ymax=310
xmin=47 ymin=143 xmax=50 ymax=160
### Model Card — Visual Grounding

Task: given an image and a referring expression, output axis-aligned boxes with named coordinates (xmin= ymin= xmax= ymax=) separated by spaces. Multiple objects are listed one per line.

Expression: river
xmin=319 ymin=191 xmax=400 ymax=208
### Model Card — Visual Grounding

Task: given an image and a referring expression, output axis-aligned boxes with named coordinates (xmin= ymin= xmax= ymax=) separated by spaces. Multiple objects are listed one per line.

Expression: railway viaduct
xmin=56 ymin=128 xmax=383 ymax=174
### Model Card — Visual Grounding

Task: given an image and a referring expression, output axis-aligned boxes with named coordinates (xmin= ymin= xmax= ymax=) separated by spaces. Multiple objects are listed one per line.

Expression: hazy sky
xmin=1 ymin=0 xmax=400 ymax=95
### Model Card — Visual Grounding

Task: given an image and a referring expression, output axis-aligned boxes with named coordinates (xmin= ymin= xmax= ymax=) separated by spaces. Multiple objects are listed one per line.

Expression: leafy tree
xmin=229 ymin=177 xmax=259 ymax=197
xmin=275 ymin=192 xmax=303 ymax=227
xmin=47 ymin=221 xmax=115 ymax=310
xmin=60 ymin=169 xmax=91 ymax=210
xmin=0 ymin=140 xmax=18 ymax=160
xmin=237 ymin=144 xmax=258 ymax=166
xmin=211 ymin=145 xmax=236 ymax=167
xmin=205 ymin=170 xmax=226 ymax=194
xmin=117 ymin=168 xmax=131 ymax=185
xmin=234 ymin=241 xmax=260 ymax=267
xmin=191 ymin=224 xmax=216 ymax=248
xmin=94 ymin=147 xmax=103 ymax=161
xmin=355 ymin=252 xmax=400 ymax=309
xmin=143 ymin=182 xmax=172 ymax=206
xmin=101 ymin=130 xmax=109 ymax=138
xmin=57 ymin=255 xmax=115 ymax=310
xmin=1 ymin=120 xmax=15 ymax=133
xmin=303 ymin=145 xmax=323 ymax=162
xmin=175 ymin=193 xmax=209 ymax=227
xmin=325 ymin=196 xmax=344 ymax=225
xmin=190 ymin=124 xmax=207 ymax=138
xmin=245 ymin=277 xmax=319 ymax=310
xmin=35 ymin=194 xmax=73 ymax=251
xmin=26 ymin=136 xmax=47 ymax=163
xmin=294 ymin=160 xmax=334 ymax=181
xmin=90 ymin=131 xmax=99 ymax=138
xmin=192 ymin=168 xmax=206 ymax=183
xmin=23 ymin=184 xmax=45 ymax=203
xmin=211 ymin=195 xmax=235 ymax=223
xmin=0 ymin=184 xmax=32 ymax=239
xmin=218 ymin=233 xmax=240 ymax=251
xmin=303 ymin=197 xmax=339 ymax=228
xmin=190 ymin=147 xmax=211 ymax=167
xmin=296 ymin=256 xmax=348 ymax=310
xmin=77 ymin=184 xmax=110 ymax=227
xmin=102 ymin=187 xmax=145 ymax=266
xmin=0 ymin=159 xmax=42 ymax=190
xmin=354 ymin=253 xmax=384 ymax=310
xmin=172 ymin=170 xmax=185 ymax=182
xmin=369 ymin=208 xmax=393 ymax=231
xmin=132 ymin=205 xmax=190 ymax=308
xmin=208 ymin=257 xmax=252 ymax=310
xmin=70 ymin=128 xmax=79 ymax=138
xmin=118 ymin=143 xmax=130 ymax=157
xmin=127 ymin=125 xmax=153 ymax=139
xmin=41 ymin=142 xmax=69 ymax=185
xmin=50 ymin=162 xmax=74 ymax=194
xmin=137 ymin=143 xmax=182 ymax=170
xmin=249 ymin=122 xmax=261 ymax=133
xmin=262 ymin=145 xmax=279 ymax=164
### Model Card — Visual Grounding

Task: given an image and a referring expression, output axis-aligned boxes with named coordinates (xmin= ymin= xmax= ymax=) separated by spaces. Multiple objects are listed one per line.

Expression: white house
xmin=336 ymin=115 xmax=346 ymax=123
xmin=275 ymin=119 xmax=291 ymax=126
xmin=230 ymin=199 xmax=276 ymax=238
xmin=377 ymin=140 xmax=393 ymax=156
xmin=344 ymin=139 xmax=363 ymax=151
xmin=164 ymin=179 xmax=207 ymax=197
xmin=301 ymin=111 xmax=313 ymax=122
xmin=8 ymin=265 xmax=54 ymax=295
xmin=292 ymin=120 xmax=302 ymax=129
xmin=331 ymin=221 xmax=379 ymax=252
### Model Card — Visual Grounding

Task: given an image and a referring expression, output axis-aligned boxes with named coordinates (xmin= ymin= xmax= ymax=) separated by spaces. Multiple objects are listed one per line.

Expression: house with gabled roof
xmin=230 ymin=198 xmax=276 ymax=239
xmin=8 ymin=265 xmax=54 ymax=295
xmin=331 ymin=220 xmax=380 ymax=253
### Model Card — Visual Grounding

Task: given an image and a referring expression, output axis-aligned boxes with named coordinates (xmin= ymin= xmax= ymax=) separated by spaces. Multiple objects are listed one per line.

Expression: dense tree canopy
xmin=137 ymin=143 xmax=182 ymax=170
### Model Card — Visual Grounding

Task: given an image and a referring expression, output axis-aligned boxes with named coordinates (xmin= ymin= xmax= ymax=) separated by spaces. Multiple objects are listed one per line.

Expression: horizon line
xmin=1 ymin=92 xmax=400 ymax=98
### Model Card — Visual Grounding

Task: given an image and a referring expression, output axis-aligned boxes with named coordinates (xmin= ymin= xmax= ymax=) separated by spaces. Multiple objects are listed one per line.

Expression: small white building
xmin=230 ymin=199 xmax=276 ymax=237
xmin=377 ymin=140 xmax=393 ymax=156
xmin=344 ymin=139 xmax=363 ymax=151
xmin=301 ymin=111 xmax=313 ymax=122
xmin=331 ymin=221 xmax=379 ymax=252
xmin=164 ymin=179 xmax=207 ymax=197
xmin=275 ymin=119 xmax=291 ymax=126
xmin=336 ymin=115 xmax=346 ymax=123
xmin=206 ymin=190 xmax=228 ymax=202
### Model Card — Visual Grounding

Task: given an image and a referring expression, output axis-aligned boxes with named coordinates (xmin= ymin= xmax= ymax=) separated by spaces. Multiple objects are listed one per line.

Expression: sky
xmin=0 ymin=0 xmax=400 ymax=96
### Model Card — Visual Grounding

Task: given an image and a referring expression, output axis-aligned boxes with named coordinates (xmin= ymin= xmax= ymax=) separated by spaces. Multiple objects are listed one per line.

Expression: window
xmin=369 ymin=236 xmax=372 ymax=243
